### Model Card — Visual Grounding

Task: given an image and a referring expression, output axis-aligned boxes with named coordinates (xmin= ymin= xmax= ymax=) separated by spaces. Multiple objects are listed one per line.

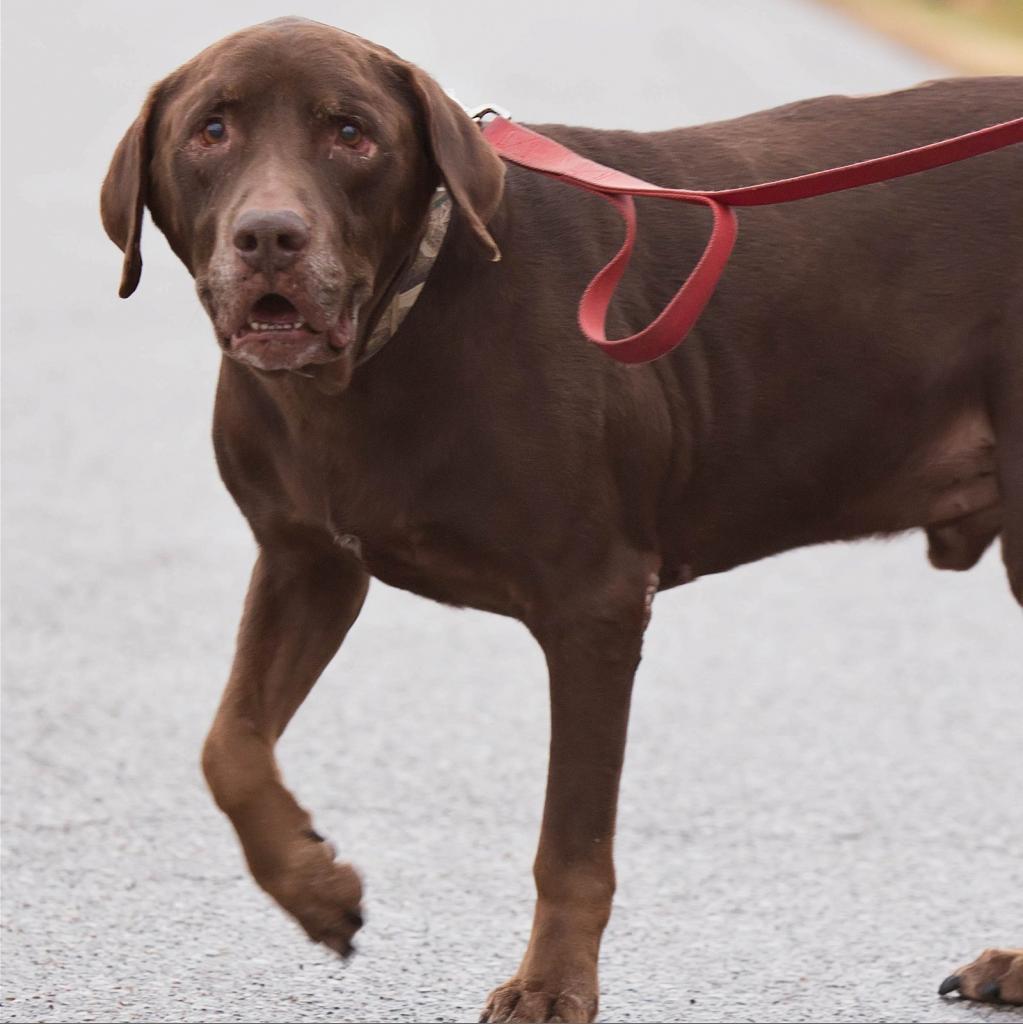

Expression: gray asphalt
xmin=3 ymin=1 xmax=1021 ymax=1021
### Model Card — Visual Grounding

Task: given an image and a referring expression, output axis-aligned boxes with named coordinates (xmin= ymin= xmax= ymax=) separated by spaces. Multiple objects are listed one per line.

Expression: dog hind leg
xmin=992 ymin=343 xmax=1023 ymax=606
xmin=940 ymin=948 xmax=1023 ymax=1004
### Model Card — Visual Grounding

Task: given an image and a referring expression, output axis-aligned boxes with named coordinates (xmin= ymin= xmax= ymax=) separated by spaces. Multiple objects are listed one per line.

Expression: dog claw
xmin=303 ymin=828 xmax=338 ymax=858
xmin=938 ymin=974 xmax=961 ymax=996
xmin=320 ymin=933 xmax=356 ymax=959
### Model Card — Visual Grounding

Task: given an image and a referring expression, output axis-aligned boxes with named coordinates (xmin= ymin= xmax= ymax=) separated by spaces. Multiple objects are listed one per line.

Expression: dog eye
xmin=336 ymin=120 xmax=364 ymax=147
xmin=201 ymin=118 xmax=227 ymax=145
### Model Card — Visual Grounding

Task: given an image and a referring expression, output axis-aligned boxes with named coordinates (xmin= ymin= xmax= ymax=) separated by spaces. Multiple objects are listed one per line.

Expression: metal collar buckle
xmin=466 ymin=103 xmax=513 ymax=124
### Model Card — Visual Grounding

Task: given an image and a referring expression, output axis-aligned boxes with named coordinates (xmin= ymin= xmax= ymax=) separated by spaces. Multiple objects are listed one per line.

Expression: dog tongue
xmin=251 ymin=293 xmax=301 ymax=324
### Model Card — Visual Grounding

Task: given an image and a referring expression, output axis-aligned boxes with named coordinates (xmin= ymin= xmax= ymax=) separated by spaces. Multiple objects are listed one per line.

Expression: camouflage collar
xmin=357 ymin=187 xmax=452 ymax=365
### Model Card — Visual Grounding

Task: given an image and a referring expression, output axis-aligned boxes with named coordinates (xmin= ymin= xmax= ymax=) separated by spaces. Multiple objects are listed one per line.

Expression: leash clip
xmin=467 ymin=103 xmax=513 ymax=124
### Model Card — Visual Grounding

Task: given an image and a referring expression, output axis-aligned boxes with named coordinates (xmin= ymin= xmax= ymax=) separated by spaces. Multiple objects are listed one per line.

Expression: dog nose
xmin=232 ymin=209 xmax=310 ymax=272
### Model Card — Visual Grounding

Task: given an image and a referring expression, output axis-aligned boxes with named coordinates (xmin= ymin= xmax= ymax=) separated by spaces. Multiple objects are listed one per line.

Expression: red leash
xmin=481 ymin=113 xmax=1023 ymax=364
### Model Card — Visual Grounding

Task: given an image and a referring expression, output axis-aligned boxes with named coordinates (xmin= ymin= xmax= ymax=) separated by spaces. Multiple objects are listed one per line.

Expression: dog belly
xmin=663 ymin=405 xmax=1000 ymax=582
xmin=852 ymin=406 xmax=998 ymax=533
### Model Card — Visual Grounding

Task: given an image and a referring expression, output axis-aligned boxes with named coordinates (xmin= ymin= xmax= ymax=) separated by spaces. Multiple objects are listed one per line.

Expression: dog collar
xmin=357 ymin=187 xmax=452 ymax=365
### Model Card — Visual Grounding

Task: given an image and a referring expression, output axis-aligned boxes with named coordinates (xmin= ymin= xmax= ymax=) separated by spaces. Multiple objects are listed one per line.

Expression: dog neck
xmin=356 ymin=187 xmax=452 ymax=366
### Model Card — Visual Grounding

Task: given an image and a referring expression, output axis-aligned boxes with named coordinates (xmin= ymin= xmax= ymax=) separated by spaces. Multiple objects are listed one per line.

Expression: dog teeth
xmin=247 ymin=321 xmax=305 ymax=332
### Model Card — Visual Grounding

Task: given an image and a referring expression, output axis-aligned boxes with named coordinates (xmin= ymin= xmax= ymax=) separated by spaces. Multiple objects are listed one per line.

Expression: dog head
xmin=101 ymin=18 xmax=505 ymax=388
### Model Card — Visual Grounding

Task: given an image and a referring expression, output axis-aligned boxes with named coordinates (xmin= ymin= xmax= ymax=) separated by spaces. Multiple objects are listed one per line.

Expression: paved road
xmin=3 ymin=1 xmax=1021 ymax=1021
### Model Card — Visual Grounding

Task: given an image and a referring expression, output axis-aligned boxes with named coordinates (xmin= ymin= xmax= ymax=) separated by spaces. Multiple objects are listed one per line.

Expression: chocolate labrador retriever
xmin=101 ymin=17 xmax=1022 ymax=1021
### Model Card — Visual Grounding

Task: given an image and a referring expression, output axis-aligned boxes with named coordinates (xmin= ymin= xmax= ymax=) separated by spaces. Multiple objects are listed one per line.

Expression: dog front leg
xmin=201 ymin=541 xmax=369 ymax=956
xmin=483 ymin=557 xmax=656 ymax=1024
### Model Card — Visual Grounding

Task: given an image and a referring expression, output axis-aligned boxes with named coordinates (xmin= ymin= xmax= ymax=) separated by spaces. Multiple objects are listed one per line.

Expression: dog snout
xmin=232 ymin=209 xmax=310 ymax=273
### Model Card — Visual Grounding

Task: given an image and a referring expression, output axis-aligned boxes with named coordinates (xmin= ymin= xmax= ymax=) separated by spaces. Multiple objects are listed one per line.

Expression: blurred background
xmin=824 ymin=0 xmax=1023 ymax=75
xmin=2 ymin=1 xmax=1021 ymax=1021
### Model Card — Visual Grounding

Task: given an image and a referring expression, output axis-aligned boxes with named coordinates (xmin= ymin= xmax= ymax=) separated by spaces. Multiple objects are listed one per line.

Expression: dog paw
xmin=480 ymin=979 xmax=596 ymax=1023
xmin=939 ymin=948 xmax=1023 ymax=1005
xmin=268 ymin=832 xmax=364 ymax=958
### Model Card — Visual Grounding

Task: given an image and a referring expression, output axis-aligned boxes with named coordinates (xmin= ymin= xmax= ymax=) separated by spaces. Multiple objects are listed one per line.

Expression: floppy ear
xmin=402 ymin=66 xmax=506 ymax=262
xmin=101 ymin=87 xmax=159 ymax=297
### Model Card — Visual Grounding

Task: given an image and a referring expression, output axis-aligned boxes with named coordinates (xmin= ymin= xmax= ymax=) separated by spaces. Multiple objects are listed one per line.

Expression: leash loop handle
xmin=577 ymin=192 xmax=737 ymax=364
xmin=481 ymin=114 xmax=1023 ymax=364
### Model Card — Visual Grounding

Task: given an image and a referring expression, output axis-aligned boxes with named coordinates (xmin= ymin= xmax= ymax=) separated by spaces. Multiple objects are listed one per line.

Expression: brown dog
xmin=101 ymin=17 xmax=1022 ymax=1022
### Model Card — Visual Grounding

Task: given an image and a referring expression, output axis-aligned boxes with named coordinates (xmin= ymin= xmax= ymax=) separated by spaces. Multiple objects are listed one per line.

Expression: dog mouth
xmin=226 ymin=292 xmax=353 ymax=372
xmin=240 ymin=292 xmax=310 ymax=334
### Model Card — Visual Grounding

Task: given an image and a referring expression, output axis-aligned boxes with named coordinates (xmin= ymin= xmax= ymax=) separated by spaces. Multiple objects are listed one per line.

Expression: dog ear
xmin=101 ymin=86 xmax=160 ymax=298
xmin=402 ymin=66 xmax=506 ymax=262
